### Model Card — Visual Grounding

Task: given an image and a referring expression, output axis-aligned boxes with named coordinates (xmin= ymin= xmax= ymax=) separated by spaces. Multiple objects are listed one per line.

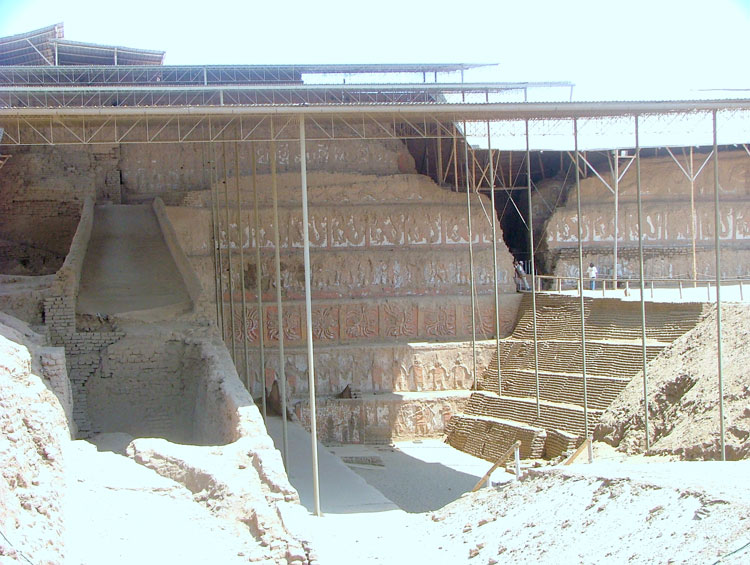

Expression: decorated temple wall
xmin=543 ymin=150 xmax=750 ymax=279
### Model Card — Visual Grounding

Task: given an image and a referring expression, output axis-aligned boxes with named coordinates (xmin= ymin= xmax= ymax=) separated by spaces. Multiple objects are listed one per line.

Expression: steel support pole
xmin=712 ymin=110 xmax=726 ymax=461
xmin=222 ymin=143 xmax=237 ymax=362
xmin=526 ymin=120 xmax=541 ymax=418
xmin=213 ymin=143 xmax=227 ymax=341
xmin=613 ymin=150 xmax=619 ymax=286
xmin=437 ymin=127 xmax=443 ymax=186
xmin=463 ymin=122 xmax=478 ymax=389
xmin=573 ymin=119 xmax=589 ymax=439
xmin=691 ymin=147 xmax=698 ymax=285
xmin=270 ymin=122 xmax=288 ymax=467
xmin=251 ymin=142 xmax=267 ymax=420
xmin=486 ymin=122 xmax=502 ymax=395
xmin=209 ymin=142 xmax=222 ymax=334
xmin=635 ymin=116 xmax=650 ymax=452
xmin=453 ymin=125 xmax=459 ymax=190
xmin=299 ymin=117 xmax=322 ymax=516
xmin=235 ymin=141 xmax=251 ymax=392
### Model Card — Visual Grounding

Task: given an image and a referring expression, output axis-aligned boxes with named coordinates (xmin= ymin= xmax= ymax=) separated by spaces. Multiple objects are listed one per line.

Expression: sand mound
xmin=595 ymin=303 xmax=750 ymax=460
xmin=424 ymin=461 xmax=750 ymax=564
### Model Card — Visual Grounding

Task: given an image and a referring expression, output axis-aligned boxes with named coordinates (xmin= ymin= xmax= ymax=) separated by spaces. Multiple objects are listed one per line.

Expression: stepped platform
xmin=164 ymin=145 xmax=522 ymax=444
xmin=446 ymin=293 xmax=707 ymax=461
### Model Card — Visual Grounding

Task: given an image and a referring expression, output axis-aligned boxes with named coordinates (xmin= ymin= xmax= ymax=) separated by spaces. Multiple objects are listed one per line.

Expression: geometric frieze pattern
xmin=546 ymin=203 xmax=750 ymax=248
xmin=216 ymin=206 xmax=502 ymax=251
xmin=216 ymin=249 xmax=511 ymax=298
xmin=222 ymin=296 xmax=508 ymax=345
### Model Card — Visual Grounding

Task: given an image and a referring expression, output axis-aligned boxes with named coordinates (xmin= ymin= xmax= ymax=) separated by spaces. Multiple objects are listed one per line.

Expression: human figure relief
xmin=409 ymin=359 xmax=425 ymax=391
xmin=452 ymin=357 xmax=472 ymax=390
xmin=431 ymin=362 xmax=447 ymax=391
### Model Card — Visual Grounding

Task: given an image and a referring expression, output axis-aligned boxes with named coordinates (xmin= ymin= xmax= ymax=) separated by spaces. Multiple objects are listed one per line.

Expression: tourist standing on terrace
xmin=586 ymin=262 xmax=598 ymax=290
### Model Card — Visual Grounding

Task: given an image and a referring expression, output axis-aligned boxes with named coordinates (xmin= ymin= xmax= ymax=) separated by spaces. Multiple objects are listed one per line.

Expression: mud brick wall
xmin=38 ymin=345 xmax=75 ymax=434
xmin=0 ymin=145 xmax=119 ymax=274
xmin=85 ymin=337 xmax=198 ymax=442
xmin=58 ymin=331 xmax=124 ymax=436
xmin=118 ymin=133 xmax=414 ymax=201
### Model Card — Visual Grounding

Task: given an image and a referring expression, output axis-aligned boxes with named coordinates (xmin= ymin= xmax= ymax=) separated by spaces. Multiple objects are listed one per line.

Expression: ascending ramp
xmin=77 ymin=205 xmax=191 ymax=318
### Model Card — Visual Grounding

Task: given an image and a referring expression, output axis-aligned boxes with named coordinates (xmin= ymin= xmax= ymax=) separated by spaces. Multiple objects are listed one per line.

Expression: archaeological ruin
xmin=2 ymin=22 xmax=749 ymax=563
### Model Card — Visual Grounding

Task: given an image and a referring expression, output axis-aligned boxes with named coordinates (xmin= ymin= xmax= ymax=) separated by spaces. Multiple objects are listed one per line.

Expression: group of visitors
xmin=512 ymin=259 xmax=600 ymax=292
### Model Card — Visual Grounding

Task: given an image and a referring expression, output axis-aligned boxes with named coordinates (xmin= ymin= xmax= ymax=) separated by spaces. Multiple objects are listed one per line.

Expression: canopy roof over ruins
xmin=0 ymin=24 xmax=747 ymax=153
xmin=0 ymin=23 xmax=165 ymax=66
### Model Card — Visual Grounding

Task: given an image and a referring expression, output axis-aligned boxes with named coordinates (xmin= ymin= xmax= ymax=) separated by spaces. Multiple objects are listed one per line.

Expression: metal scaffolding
xmin=1 ymin=90 xmax=745 ymax=511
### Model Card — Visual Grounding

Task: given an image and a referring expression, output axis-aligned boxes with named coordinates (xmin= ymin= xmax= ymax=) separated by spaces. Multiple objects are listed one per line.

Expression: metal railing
xmin=531 ymin=274 xmax=749 ymax=302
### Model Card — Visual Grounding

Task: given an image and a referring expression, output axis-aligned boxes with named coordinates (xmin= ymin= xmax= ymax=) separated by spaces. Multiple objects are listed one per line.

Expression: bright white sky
xmin=0 ymin=0 xmax=749 ymax=101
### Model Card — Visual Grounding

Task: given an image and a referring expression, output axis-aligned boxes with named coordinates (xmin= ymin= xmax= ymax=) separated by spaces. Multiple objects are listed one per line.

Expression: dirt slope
xmin=596 ymin=303 xmax=750 ymax=460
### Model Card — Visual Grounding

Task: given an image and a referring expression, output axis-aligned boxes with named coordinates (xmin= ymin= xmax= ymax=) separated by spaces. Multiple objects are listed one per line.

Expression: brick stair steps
xmin=445 ymin=293 xmax=706 ymax=461
xmin=460 ymin=391 xmax=602 ymax=439
xmin=511 ymin=294 xmax=706 ymax=343
xmin=444 ymin=414 xmax=546 ymax=460
xmin=491 ymin=340 xmax=663 ymax=378
xmin=479 ymin=368 xmax=630 ymax=410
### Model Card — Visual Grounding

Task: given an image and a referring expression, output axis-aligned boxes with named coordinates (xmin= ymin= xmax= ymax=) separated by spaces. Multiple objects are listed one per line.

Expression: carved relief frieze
xmin=330 ymin=212 xmax=367 ymax=248
xmin=369 ymin=213 xmax=405 ymax=246
xmin=287 ymin=212 xmax=328 ymax=248
xmin=381 ymin=302 xmax=418 ymax=338
xmin=266 ymin=305 xmax=302 ymax=343
xmin=311 ymin=306 xmax=339 ymax=341
xmin=342 ymin=303 xmax=378 ymax=339
xmin=462 ymin=304 xmax=496 ymax=338
xmin=423 ymin=304 xmax=456 ymax=337
xmin=452 ymin=357 xmax=474 ymax=389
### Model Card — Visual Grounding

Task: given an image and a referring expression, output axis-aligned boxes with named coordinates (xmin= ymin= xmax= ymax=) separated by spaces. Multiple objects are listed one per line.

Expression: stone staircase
xmin=446 ymin=293 xmax=707 ymax=461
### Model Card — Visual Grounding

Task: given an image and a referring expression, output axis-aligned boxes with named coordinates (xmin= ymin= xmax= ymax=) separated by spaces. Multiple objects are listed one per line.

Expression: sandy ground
xmin=265 ymin=419 xmax=750 ymax=564
xmin=64 ymin=439 xmax=263 ymax=565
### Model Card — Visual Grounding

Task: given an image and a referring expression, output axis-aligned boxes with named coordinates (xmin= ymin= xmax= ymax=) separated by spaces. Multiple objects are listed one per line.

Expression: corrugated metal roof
xmin=0 ymin=23 xmax=62 ymax=66
xmin=0 ymin=24 xmax=164 ymax=67
xmin=50 ymin=39 xmax=164 ymax=66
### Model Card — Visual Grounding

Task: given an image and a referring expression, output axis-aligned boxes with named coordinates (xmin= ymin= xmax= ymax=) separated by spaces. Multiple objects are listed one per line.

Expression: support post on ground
xmin=299 ymin=116 xmax=322 ymax=516
xmin=463 ymin=121 xmax=478 ymax=389
xmin=635 ymin=116 xmax=650 ymax=452
xmin=573 ymin=119 xmax=590 ymax=440
xmin=222 ymin=143 xmax=237 ymax=362
xmin=713 ymin=110 xmax=726 ymax=462
xmin=270 ymin=121 xmax=288 ymax=467
xmin=691 ymin=148 xmax=698 ymax=285
xmin=234 ymin=141 xmax=251 ymax=392
xmin=437 ymin=126 xmax=443 ymax=186
xmin=487 ymin=120 xmax=502 ymax=395
xmin=613 ymin=150 xmax=619 ymax=286
xmin=251 ymin=142 xmax=267 ymax=420
xmin=212 ymin=143 xmax=226 ymax=341
xmin=525 ymin=120 xmax=540 ymax=418
xmin=209 ymin=142 xmax=222 ymax=338
xmin=453 ymin=125 xmax=459 ymax=190
xmin=472 ymin=440 xmax=521 ymax=492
